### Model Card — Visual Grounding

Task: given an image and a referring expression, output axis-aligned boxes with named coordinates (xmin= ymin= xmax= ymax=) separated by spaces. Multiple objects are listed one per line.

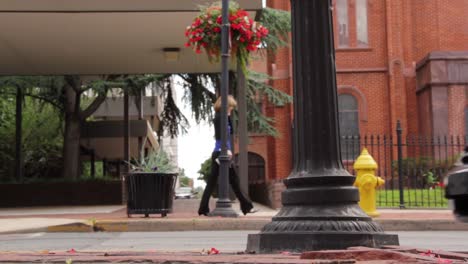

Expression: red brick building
xmin=240 ymin=0 xmax=468 ymax=208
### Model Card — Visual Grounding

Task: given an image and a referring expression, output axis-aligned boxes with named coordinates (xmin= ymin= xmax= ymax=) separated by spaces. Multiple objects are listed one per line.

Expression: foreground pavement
xmin=1 ymin=231 xmax=467 ymax=252
xmin=0 ymin=199 xmax=466 ymax=234
xmin=1 ymin=246 xmax=468 ymax=263
xmin=2 ymin=232 xmax=466 ymax=263
xmin=0 ymin=200 xmax=467 ymax=263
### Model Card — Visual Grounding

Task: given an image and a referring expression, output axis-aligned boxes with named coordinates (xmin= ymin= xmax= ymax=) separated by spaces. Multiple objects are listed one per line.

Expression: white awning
xmin=0 ymin=0 xmax=264 ymax=75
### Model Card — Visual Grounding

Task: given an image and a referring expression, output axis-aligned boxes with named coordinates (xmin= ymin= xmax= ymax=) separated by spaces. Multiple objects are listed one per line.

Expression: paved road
xmin=0 ymin=231 xmax=467 ymax=252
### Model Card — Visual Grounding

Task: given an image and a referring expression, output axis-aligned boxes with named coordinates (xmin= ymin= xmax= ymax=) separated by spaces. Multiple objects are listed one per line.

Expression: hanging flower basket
xmin=185 ymin=3 xmax=269 ymax=72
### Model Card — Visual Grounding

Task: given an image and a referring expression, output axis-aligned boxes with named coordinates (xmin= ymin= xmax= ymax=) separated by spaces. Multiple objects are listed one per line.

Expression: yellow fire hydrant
xmin=353 ymin=148 xmax=385 ymax=217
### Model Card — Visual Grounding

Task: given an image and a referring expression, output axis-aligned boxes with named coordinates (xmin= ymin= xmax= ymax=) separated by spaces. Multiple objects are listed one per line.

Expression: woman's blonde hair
xmin=214 ymin=95 xmax=237 ymax=112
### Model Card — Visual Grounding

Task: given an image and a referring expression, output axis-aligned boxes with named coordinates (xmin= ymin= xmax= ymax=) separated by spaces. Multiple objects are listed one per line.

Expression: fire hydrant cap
xmin=354 ymin=148 xmax=378 ymax=170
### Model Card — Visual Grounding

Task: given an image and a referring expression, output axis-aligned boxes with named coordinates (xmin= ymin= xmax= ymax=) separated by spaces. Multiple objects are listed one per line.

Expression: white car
xmin=175 ymin=187 xmax=195 ymax=199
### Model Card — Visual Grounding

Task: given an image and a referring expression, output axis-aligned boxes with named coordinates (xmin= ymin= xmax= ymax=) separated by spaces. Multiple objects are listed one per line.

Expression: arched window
xmin=338 ymin=94 xmax=360 ymax=160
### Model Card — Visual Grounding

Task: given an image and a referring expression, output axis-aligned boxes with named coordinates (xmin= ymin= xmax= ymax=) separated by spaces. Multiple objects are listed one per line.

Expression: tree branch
xmin=64 ymin=75 xmax=83 ymax=94
xmin=177 ymin=74 xmax=216 ymax=102
xmin=79 ymin=92 xmax=107 ymax=120
xmin=3 ymin=91 xmax=63 ymax=111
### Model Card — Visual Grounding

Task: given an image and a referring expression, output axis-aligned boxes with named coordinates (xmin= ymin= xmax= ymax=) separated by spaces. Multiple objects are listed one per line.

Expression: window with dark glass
xmin=356 ymin=0 xmax=369 ymax=46
xmin=336 ymin=0 xmax=349 ymax=47
xmin=335 ymin=0 xmax=369 ymax=48
xmin=338 ymin=94 xmax=360 ymax=160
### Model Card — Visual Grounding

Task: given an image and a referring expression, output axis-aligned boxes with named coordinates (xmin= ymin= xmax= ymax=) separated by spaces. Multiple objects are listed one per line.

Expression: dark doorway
xmin=235 ymin=152 xmax=266 ymax=205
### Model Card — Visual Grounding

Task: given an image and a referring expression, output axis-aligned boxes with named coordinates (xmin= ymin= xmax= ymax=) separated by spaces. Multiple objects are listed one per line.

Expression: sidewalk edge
xmin=3 ymin=218 xmax=468 ymax=234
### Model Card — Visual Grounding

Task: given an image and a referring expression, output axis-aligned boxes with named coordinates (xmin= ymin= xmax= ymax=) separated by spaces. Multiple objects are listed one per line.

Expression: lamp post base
xmin=209 ymin=200 xmax=239 ymax=218
xmin=247 ymin=232 xmax=399 ymax=254
xmin=246 ymin=176 xmax=399 ymax=253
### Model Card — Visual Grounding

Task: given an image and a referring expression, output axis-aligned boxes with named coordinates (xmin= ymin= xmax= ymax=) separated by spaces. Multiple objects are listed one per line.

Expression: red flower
xmin=185 ymin=5 xmax=269 ymax=63
xmin=237 ymin=10 xmax=249 ymax=17
xmin=244 ymin=30 xmax=253 ymax=40
xmin=247 ymin=45 xmax=257 ymax=51
xmin=193 ymin=18 xmax=202 ymax=27
xmin=229 ymin=15 xmax=237 ymax=21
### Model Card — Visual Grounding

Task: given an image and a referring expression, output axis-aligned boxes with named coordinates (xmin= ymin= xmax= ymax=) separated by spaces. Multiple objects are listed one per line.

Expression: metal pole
xmin=138 ymin=89 xmax=144 ymax=161
xmin=15 ymin=86 xmax=23 ymax=182
xmin=246 ymin=0 xmax=398 ymax=253
xmin=396 ymin=120 xmax=405 ymax=209
xmin=122 ymin=90 xmax=130 ymax=205
xmin=124 ymin=91 xmax=130 ymax=169
xmin=210 ymin=0 xmax=238 ymax=217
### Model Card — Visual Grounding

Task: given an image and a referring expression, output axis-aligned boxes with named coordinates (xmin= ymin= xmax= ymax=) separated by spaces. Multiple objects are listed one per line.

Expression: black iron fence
xmin=341 ymin=121 xmax=466 ymax=209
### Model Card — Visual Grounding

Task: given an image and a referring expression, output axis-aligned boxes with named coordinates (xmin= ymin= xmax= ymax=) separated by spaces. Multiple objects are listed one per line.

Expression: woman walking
xmin=198 ymin=95 xmax=256 ymax=216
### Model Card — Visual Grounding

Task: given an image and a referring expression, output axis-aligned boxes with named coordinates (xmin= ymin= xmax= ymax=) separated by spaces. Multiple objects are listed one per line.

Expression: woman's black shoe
xmin=241 ymin=204 xmax=254 ymax=215
xmin=198 ymin=209 xmax=209 ymax=216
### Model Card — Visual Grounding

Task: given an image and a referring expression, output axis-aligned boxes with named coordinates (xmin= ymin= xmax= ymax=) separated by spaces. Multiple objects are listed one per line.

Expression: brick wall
xmin=412 ymin=0 xmax=468 ymax=62
xmin=448 ymin=85 xmax=467 ymax=136
xmin=245 ymin=0 xmax=468 ymax=207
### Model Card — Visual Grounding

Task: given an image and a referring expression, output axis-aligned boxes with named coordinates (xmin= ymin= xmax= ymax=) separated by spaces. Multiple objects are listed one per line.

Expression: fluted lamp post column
xmin=209 ymin=0 xmax=239 ymax=218
xmin=246 ymin=0 xmax=398 ymax=253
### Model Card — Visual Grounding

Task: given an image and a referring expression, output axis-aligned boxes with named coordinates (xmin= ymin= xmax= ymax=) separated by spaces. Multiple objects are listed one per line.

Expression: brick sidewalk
xmin=1 ymin=247 xmax=467 ymax=263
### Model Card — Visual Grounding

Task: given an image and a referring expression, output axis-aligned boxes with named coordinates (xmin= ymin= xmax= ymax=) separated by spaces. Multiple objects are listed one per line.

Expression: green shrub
xmin=81 ymin=161 xmax=105 ymax=179
xmin=0 ymin=96 xmax=63 ymax=182
xmin=391 ymin=156 xmax=459 ymax=188
xmin=197 ymin=157 xmax=211 ymax=184
xmin=179 ymin=176 xmax=191 ymax=187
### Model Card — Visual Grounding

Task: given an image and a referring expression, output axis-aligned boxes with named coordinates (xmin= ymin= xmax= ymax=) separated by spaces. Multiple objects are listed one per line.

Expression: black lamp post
xmin=209 ymin=0 xmax=238 ymax=217
xmin=246 ymin=0 xmax=398 ymax=252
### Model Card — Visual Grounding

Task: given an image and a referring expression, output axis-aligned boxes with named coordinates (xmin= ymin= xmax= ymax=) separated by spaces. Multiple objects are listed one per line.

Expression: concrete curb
xmin=94 ymin=218 xmax=268 ymax=232
xmin=0 ymin=221 xmax=93 ymax=235
xmin=3 ymin=218 xmax=467 ymax=234
xmin=377 ymin=219 xmax=468 ymax=231
xmin=91 ymin=218 xmax=468 ymax=232
xmin=0 ymin=227 xmax=50 ymax=235
xmin=47 ymin=222 xmax=94 ymax=233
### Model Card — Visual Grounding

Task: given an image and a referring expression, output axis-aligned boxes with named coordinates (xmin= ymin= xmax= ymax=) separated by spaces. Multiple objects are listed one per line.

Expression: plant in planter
xmin=129 ymin=150 xmax=177 ymax=173
xmin=126 ymin=150 xmax=178 ymax=218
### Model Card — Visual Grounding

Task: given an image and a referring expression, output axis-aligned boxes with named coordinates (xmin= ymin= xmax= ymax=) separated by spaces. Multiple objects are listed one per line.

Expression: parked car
xmin=175 ymin=187 xmax=195 ymax=199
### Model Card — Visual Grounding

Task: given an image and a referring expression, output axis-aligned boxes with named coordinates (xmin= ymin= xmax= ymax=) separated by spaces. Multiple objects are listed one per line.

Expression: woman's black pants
xmin=198 ymin=151 xmax=253 ymax=214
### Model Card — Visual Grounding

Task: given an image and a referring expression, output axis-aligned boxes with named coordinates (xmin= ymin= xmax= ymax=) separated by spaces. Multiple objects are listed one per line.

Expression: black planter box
xmin=0 ymin=181 xmax=122 ymax=207
xmin=126 ymin=172 xmax=177 ymax=217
